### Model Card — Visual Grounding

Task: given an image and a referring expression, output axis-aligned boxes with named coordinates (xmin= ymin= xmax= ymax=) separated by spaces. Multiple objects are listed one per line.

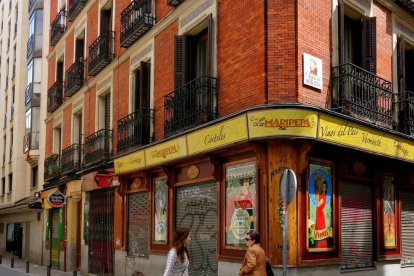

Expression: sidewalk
xmin=0 ymin=255 xmax=75 ymax=276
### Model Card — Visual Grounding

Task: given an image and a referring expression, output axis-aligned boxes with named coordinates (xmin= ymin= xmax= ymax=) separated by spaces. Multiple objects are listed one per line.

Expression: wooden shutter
xmin=361 ymin=17 xmax=376 ymax=73
xmin=176 ymin=182 xmax=218 ymax=276
xmin=104 ymin=94 xmax=111 ymax=130
xmin=207 ymin=14 xmax=213 ymax=76
xmin=128 ymin=192 xmax=149 ymax=257
xmin=174 ymin=35 xmax=189 ymax=89
xmin=397 ymin=36 xmax=406 ymax=96
xmin=341 ymin=182 xmax=373 ymax=270
xmin=338 ymin=0 xmax=345 ymax=65
xmin=401 ymin=190 xmax=414 ymax=266
xmin=139 ymin=61 xmax=151 ymax=110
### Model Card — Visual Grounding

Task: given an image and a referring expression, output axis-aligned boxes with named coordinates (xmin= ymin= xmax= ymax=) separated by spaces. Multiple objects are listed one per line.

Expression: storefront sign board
xmin=146 ymin=137 xmax=187 ymax=166
xmin=47 ymin=191 xmax=65 ymax=208
xmin=114 ymin=150 xmax=146 ymax=174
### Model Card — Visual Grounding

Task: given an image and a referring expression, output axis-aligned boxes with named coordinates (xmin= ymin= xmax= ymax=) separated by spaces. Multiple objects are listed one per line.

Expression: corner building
xmin=44 ymin=0 xmax=414 ymax=275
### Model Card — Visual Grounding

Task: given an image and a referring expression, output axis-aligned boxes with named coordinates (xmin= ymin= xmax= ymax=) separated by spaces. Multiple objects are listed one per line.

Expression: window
xmin=98 ymin=93 xmax=111 ymax=130
xmin=1 ymin=177 xmax=5 ymax=195
xmin=31 ymin=166 xmax=38 ymax=188
xmin=56 ymin=59 xmax=64 ymax=82
xmin=9 ymin=128 xmax=13 ymax=162
xmin=8 ymin=173 xmax=12 ymax=192
xmin=73 ymin=112 xmax=83 ymax=144
xmin=54 ymin=127 xmax=62 ymax=155
xmin=100 ymin=2 xmax=112 ymax=35
xmin=133 ymin=61 xmax=151 ymax=112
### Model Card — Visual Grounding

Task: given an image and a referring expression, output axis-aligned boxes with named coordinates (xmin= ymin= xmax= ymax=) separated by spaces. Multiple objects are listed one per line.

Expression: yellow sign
xmin=248 ymin=109 xmax=318 ymax=139
xmin=114 ymin=150 xmax=146 ymax=174
xmin=318 ymin=115 xmax=414 ymax=161
xmin=145 ymin=136 xmax=187 ymax=166
xmin=187 ymin=115 xmax=248 ymax=155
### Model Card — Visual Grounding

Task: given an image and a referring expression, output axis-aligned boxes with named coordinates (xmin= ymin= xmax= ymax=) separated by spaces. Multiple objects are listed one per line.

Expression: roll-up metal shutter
xmin=176 ymin=182 xmax=218 ymax=276
xmin=50 ymin=208 xmax=60 ymax=269
xmin=401 ymin=190 xmax=414 ymax=267
xmin=341 ymin=181 xmax=373 ymax=270
xmin=128 ymin=192 xmax=149 ymax=257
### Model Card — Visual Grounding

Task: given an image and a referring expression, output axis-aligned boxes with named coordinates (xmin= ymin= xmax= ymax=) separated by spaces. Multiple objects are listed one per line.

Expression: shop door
xmin=13 ymin=224 xmax=22 ymax=259
xmin=50 ymin=208 xmax=60 ymax=269
xmin=401 ymin=190 xmax=414 ymax=266
xmin=176 ymin=182 xmax=218 ymax=276
xmin=89 ymin=189 xmax=114 ymax=276
xmin=341 ymin=181 xmax=373 ymax=270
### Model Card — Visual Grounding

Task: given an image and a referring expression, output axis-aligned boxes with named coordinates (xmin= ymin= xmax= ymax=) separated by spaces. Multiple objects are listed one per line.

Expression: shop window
xmin=341 ymin=181 xmax=373 ymax=270
xmin=153 ymin=178 xmax=168 ymax=244
xmin=224 ymin=161 xmax=257 ymax=248
xmin=401 ymin=190 xmax=414 ymax=266
xmin=128 ymin=192 xmax=149 ymax=257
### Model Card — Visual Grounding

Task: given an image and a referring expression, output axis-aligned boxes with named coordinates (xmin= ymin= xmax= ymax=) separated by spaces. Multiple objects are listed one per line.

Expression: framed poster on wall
xmin=383 ymin=175 xmax=396 ymax=249
xmin=307 ymin=162 xmax=335 ymax=252
xmin=153 ymin=178 xmax=168 ymax=244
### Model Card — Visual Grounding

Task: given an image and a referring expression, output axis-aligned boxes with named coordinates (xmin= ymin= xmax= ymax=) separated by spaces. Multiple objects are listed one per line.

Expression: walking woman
xmin=239 ymin=230 xmax=266 ymax=276
xmin=163 ymin=227 xmax=192 ymax=276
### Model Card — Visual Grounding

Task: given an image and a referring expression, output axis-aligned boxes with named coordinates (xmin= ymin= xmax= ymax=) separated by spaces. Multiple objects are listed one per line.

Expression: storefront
xmin=113 ymin=106 xmax=414 ymax=275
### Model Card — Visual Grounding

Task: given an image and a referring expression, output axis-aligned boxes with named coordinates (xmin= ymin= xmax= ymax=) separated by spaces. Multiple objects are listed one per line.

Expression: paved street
xmin=0 ymin=266 xmax=25 ymax=275
xmin=0 ymin=256 xmax=74 ymax=276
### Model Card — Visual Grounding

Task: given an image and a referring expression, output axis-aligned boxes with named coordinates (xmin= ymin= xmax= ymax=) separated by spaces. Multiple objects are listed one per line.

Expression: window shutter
xmin=397 ymin=36 xmax=406 ymax=95
xmin=128 ymin=192 xmax=149 ymax=257
xmin=341 ymin=181 xmax=373 ymax=270
xmin=338 ymin=0 xmax=345 ymax=65
xmin=174 ymin=35 xmax=189 ymax=89
xmin=401 ymin=190 xmax=414 ymax=266
xmin=105 ymin=94 xmax=111 ymax=130
xmin=207 ymin=14 xmax=213 ymax=76
xmin=361 ymin=17 xmax=376 ymax=73
xmin=140 ymin=61 xmax=151 ymax=110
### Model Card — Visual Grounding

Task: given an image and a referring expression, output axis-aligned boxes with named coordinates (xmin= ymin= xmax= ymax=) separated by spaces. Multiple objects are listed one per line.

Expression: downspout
xmin=264 ymin=0 xmax=269 ymax=104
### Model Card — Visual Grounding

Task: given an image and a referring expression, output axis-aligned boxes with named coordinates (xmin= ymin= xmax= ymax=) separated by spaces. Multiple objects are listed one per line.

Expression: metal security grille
xmin=128 ymin=192 xmax=149 ymax=257
xmin=341 ymin=182 xmax=373 ymax=270
xmin=50 ymin=208 xmax=60 ymax=269
xmin=401 ymin=190 xmax=414 ymax=267
xmin=89 ymin=189 xmax=115 ymax=276
xmin=176 ymin=182 xmax=217 ymax=276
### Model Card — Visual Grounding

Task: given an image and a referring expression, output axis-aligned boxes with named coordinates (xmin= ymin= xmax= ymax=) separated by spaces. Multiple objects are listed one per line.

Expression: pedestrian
xmin=239 ymin=230 xmax=266 ymax=276
xmin=163 ymin=227 xmax=192 ymax=276
xmin=132 ymin=270 xmax=145 ymax=276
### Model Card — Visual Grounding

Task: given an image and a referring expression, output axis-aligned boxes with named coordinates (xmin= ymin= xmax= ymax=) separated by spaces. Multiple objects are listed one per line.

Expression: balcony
xmin=23 ymin=132 xmax=39 ymax=153
xmin=65 ymin=58 xmax=85 ymax=97
xmin=117 ymin=108 xmax=154 ymax=154
xmin=50 ymin=10 xmax=66 ymax=46
xmin=44 ymin=154 xmax=61 ymax=182
xmin=25 ymin=83 xmax=41 ymax=106
xmin=61 ymin=143 xmax=83 ymax=175
xmin=398 ymin=90 xmax=414 ymax=136
xmin=167 ymin=0 xmax=184 ymax=7
xmin=83 ymin=129 xmax=112 ymax=168
xmin=47 ymin=81 xmax=64 ymax=113
xmin=164 ymin=76 xmax=218 ymax=136
xmin=88 ymin=31 xmax=115 ymax=76
xmin=68 ymin=0 xmax=88 ymax=21
xmin=396 ymin=0 xmax=414 ymax=13
xmin=120 ymin=0 xmax=155 ymax=48
xmin=331 ymin=63 xmax=393 ymax=129
xmin=27 ymin=34 xmax=34 ymax=58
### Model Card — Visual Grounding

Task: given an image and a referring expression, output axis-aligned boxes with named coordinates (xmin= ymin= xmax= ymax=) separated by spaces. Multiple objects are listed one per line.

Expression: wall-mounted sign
xmin=303 ymin=53 xmax=323 ymax=90
xmin=47 ymin=191 xmax=65 ymax=208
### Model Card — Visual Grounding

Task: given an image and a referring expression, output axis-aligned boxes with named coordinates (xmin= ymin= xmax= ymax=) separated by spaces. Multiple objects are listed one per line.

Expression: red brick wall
xmin=156 ymin=1 xmax=174 ymax=22
xmin=154 ymin=20 xmax=178 ymax=140
xmin=297 ymin=0 xmax=331 ymax=107
xmin=65 ymin=31 xmax=74 ymax=71
xmin=374 ymin=3 xmax=392 ymax=81
xmin=217 ymin=0 xmax=266 ymax=116
xmin=62 ymin=104 xmax=73 ymax=148
xmin=86 ymin=1 xmax=99 ymax=56
xmin=267 ymin=0 xmax=297 ymax=103
xmin=115 ymin=0 xmax=130 ymax=57
xmin=45 ymin=119 xmax=54 ymax=156
xmin=84 ymin=85 xmax=96 ymax=137
xmin=112 ymin=59 xmax=130 ymax=155
xmin=48 ymin=53 xmax=56 ymax=89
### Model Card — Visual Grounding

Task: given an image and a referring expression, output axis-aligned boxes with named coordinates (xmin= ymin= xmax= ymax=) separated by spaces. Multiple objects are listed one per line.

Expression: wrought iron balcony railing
xmin=120 ymin=0 xmax=155 ymax=48
xmin=396 ymin=0 xmax=414 ymax=13
xmin=47 ymin=81 xmax=64 ymax=113
xmin=88 ymin=31 xmax=115 ymax=76
xmin=83 ymin=129 xmax=112 ymax=168
xmin=61 ymin=143 xmax=83 ymax=175
xmin=65 ymin=58 xmax=85 ymax=97
xmin=117 ymin=108 xmax=154 ymax=154
xmin=50 ymin=10 xmax=66 ymax=46
xmin=167 ymin=0 xmax=184 ymax=7
xmin=331 ymin=63 xmax=393 ymax=128
xmin=164 ymin=76 xmax=218 ymax=136
xmin=68 ymin=0 xmax=88 ymax=21
xmin=398 ymin=90 xmax=414 ymax=136
xmin=23 ymin=132 xmax=39 ymax=153
xmin=27 ymin=34 xmax=34 ymax=58
xmin=44 ymin=154 xmax=61 ymax=182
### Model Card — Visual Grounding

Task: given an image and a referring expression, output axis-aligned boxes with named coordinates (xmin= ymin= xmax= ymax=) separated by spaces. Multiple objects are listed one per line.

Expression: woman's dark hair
xmin=247 ymin=230 xmax=260 ymax=244
xmin=173 ymin=227 xmax=190 ymax=262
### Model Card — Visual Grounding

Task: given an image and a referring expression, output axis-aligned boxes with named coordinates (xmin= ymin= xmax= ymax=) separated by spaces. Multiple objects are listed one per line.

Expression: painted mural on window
xmin=154 ymin=178 xmax=168 ymax=244
xmin=225 ymin=161 xmax=257 ymax=247
xmin=307 ymin=163 xmax=334 ymax=252
xmin=383 ymin=175 xmax=396 ymax=249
